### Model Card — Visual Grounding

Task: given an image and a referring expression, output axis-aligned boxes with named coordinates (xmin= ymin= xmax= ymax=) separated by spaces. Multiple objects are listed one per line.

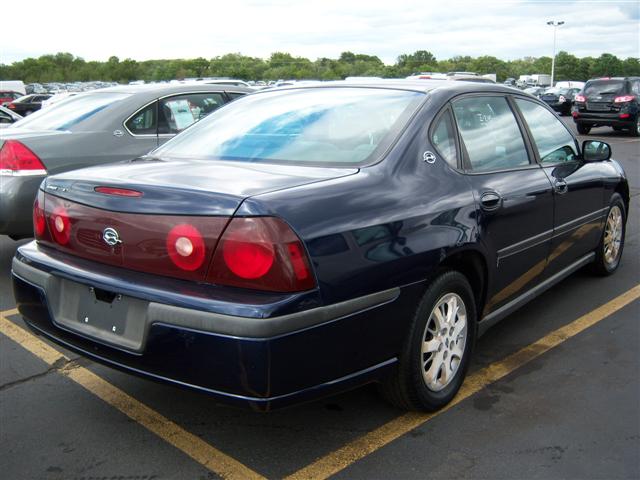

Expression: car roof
xmin=95 ymin=83 xmax=253 ymax=95
xmin=265 ymin=79 xmax=518 ymax=95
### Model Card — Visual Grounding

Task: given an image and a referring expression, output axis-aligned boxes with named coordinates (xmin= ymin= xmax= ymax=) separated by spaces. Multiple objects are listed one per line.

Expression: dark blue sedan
xmin=12 ymin=80 xmax=629 ymax=411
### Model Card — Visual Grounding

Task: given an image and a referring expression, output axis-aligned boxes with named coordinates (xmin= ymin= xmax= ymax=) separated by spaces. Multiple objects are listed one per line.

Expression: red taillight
xmin=574 ymin=94 xmax=586 ymax=102
xmin=208 ymin=217 xmax=315 ymax=292
xmin=33 ymin=192 xmax=46 ymax=238
xmin=0 ymin=140 xmax=47 ymax=175
xmin=572 ymin=111 xmax=579 ymax=118
xmin=7 ymin=103 xmax=15 ymax=109
xmin=49 ymin=205 xmax=71 ymax=245
xmin=620 ymin=113 xmax=631 ymax=119
xmin=614 ymin=95 xmax=635 ymax=103
xmin=166 ymin=224 xmax=206 ymax=271
xmin=95 ymin=186 xmax=143 ymax=197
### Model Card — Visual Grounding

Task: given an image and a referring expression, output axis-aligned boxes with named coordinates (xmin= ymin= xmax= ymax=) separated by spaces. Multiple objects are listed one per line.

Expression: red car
xmin=0 ymin=90 xmax=23 ymax=106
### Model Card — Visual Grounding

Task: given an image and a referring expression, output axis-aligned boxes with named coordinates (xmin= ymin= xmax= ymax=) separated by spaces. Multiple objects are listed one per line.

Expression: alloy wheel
xmin=420 ymin=293 xmax=467 ymax=391
xmin=604 ymin=205 xmax=623 ymax=266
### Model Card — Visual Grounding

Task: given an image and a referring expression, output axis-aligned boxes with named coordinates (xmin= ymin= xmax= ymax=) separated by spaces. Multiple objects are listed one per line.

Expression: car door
xmin=451 ymin=95 xmax=555 ymax=315
xmin=157 ymin=91 xmax=228 ymax=146
xmin=513 ymin=97 xmax=606 ymax=278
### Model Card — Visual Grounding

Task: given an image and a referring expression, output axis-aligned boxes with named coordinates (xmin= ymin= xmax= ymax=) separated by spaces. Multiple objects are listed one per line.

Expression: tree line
xmin=1 ymin=50 xmax=639 ymax=84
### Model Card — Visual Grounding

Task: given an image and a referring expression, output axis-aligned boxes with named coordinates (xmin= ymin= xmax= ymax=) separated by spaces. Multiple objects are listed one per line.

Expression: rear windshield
xmin=584 ymin=80 xmax=625 ymax=95
xmin=11 ymin=92 xmax=131 ymax=131
xmin=153 ymin=87 xmax=424 ymax=166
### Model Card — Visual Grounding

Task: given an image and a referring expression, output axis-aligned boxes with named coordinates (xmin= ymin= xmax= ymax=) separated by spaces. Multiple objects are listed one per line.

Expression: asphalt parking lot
xmin=1 ymin=117 xmax=638 ymax=480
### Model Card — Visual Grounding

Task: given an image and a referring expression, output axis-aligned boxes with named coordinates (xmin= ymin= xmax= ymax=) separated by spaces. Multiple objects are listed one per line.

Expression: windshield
xmin=153 ymin=87 xmax=424 ymax=166
xmin=584 ymin=80 xmax=625 ymax=96
xmin=11 ymin=92 xmax=131 ymax=131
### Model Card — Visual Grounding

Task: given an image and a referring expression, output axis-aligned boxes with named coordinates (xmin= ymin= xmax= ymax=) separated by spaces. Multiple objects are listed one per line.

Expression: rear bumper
xmin=12 ymin=242 xmax=415 ymax=410
xmin=572 ymin=109 xmax=637 ymax=127
xmin=0 ymin=175 xmax=44 ymax=237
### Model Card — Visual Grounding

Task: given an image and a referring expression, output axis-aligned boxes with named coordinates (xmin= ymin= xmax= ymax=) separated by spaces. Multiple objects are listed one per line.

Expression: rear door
xmin=451 ymin=95 xmax=554 ymax=315
xmin=514 ymin=98 xmax=606 ymax=278
xmin=583 ymin=79 xmax=627 ymax=113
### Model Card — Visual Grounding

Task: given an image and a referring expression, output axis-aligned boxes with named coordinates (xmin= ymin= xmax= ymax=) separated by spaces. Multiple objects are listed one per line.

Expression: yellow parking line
xmin=0 ymin=309 xmax=266 ymax=480
xmin=286 ymin=284 xmax=640 ymax=480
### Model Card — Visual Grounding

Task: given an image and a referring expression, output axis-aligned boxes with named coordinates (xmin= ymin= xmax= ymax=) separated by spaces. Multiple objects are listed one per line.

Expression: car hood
xmin=44 ymin=158 xmax=358 ymax=216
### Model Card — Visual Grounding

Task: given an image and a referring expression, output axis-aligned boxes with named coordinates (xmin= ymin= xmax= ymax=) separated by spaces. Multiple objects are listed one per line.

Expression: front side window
xmin=515 ymin=99 xmax=577 ymax=164
xmin=431 ymin=110 xmax=458 ymax=168
xmin=158 ymin=92 xmax=226 ymax=134
xmin=452 ymin=96 xmax=529 ymax=172
xmin=153 ymin=88 xmax=424 ymax=166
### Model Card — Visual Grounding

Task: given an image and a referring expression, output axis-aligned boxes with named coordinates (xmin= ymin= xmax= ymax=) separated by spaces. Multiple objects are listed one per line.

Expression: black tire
xmin=613 ymin=126 xmax=623 ymax=132
xmin=379 ymin=270 xmax=477 ymax=411
xmin=591 ymin=194 xmax=626 ymax=276
xmin=630 ymin=116 xmax=640 ymax=137
xmin=577 ymin=123 xmax=591 ymax=135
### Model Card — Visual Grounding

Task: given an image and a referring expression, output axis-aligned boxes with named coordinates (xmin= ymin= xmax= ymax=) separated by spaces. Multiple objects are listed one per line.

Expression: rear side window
xmin=126 ymin=101 xmax=157 ymax=135
xmin=632 ymin=81 xmax=640 ymax=96
xmin=227 ymin=92 xmax=246 ymax=100
xmin=431 ymin=111 xmax=458 ymax=168
xmin=452 ymin=96 xmax=529 ymax=172
xmin=515 ymin=99 xmax=577 ymax=164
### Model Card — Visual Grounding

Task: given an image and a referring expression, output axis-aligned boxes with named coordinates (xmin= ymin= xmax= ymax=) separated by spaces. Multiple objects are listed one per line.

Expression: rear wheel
xmin=631 ymin=116 xmax=640 ymax=137
xmin=577 ymin=123 xmax=591 ymax=135
xmin=379 ymin=270 xmax=476 ymax=411
xmin=591 ymin=194 xmax=626 ymax=276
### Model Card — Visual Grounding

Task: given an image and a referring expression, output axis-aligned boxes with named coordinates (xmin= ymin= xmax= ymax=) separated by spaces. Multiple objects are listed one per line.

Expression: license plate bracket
xmin=51 ymin=278 xmax=149 ymax=352
xmin=77 ymin=287 xmax=129 ymax=336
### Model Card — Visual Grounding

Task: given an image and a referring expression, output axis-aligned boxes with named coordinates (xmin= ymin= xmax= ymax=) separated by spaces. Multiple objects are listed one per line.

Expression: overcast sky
xmin=2 ymin=0 xmax=638 ymax=65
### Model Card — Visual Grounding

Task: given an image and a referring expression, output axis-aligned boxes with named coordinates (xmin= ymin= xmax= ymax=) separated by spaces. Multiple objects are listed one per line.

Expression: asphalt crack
xmin=0 ymin=357 xmax=88 ymax=392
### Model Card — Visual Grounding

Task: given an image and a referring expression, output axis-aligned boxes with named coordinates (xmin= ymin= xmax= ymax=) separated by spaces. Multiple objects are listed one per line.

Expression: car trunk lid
xmin=37 ymin=158 xmax=356 ymax=281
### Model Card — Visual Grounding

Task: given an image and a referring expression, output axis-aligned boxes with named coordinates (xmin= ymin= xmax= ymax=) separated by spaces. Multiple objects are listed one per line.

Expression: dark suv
xmin=572 ymin=77 xmax=640 ymax=136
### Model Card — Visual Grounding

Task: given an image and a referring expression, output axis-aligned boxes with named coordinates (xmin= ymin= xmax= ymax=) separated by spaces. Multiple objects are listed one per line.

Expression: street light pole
xmin=547 ymin=20 xmax=565 ymax=87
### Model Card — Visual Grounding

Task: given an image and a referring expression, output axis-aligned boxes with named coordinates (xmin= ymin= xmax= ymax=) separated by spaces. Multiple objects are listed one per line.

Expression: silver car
xmin=0 ymin=83 xmax=250 ymax=238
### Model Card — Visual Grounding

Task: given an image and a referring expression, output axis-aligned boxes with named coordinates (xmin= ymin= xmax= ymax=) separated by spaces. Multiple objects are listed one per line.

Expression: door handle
xmin=554 ymin=179 xmax=568 ymax=195
xmin=480 ymin=191 xmax=502 ymax=211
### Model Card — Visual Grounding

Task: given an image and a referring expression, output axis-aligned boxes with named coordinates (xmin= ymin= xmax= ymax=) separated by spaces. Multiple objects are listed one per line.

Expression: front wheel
xmin=591 ymin=194 xmax=626 ymax=276
xmin=379 ymin=270 xmax=477 ymax=411
xmin=577 ymin=123 xmax=591 ymax=135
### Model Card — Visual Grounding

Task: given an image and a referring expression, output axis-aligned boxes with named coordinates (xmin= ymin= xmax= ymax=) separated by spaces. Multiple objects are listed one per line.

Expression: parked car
xmin=0 ymin=83 xmax=251 ymax=238
xmin=0 ymin=105 xmax=22 ymax=128
xmin=572 ymin=77 xmax=640 ymax=136
xmin=523 ymin=86 xmax=546 ymax=97
xmin=0 ymin=90 xmax=23 ymax=105
xmin=5 ymin=94 xmax=51 ymax=116
xmin=540 ymin=87 xmax=581 ymax=115
xmin=11 ymin=80 xmax=628 ymax=411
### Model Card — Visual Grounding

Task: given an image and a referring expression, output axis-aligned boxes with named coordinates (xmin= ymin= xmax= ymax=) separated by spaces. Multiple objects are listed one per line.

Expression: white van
xmin=0 ymin=80 xmax=26 ymax=95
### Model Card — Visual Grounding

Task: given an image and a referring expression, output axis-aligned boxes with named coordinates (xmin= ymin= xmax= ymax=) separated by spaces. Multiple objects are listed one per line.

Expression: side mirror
xmin=582 ymin=140 xmax=611 ymax=162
